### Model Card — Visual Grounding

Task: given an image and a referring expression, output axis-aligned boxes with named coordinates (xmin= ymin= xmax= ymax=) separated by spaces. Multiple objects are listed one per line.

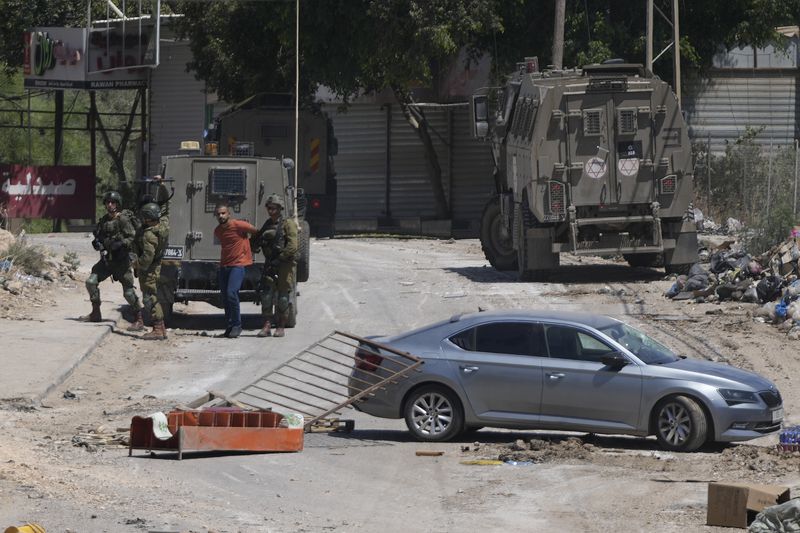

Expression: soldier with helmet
xmin=84 ymin=190 xmax=142 ymax=325
xmin=254 ymin=193 xmax=298 ymax=337
xmin=132 ymin=201 xmax=170 ymax=340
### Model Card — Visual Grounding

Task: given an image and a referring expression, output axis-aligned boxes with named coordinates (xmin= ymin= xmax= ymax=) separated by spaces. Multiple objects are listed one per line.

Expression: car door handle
xmin=546 ymin=372 xmax=565 ymax=380
xmin=460 ymin=366 xmax=479 ymax=374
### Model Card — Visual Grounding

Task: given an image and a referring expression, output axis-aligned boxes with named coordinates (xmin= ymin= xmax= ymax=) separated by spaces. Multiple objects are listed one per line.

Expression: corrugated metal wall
xmin=389 ymin=106 xmax=449 ymax=218
xmin=148 ymin=42 xmax=206 ymax=176
xmin=324 ymin=105 xmax=387 ymax=223
xmin=684 ymin=73 xmax=798 ymax=153
xmin=451 ymin=109 xmax=494 ymax=235
xmin=325 ymin=103 xmax=494 ymax=235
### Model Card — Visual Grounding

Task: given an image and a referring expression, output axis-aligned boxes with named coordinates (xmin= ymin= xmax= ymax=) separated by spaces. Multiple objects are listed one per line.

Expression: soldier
xmin=255 ymin=194 xmax=298 ymax=338
xmin=133 ymin=202 xmax=169 ymax=340
xmin=84 ymin=190 xmax=142 ymax=326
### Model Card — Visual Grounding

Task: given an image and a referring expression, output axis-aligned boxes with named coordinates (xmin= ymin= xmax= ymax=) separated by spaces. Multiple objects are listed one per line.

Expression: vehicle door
xmin=539 ymin=324 xmax=642 ymax=431
xmin=445 ymin=321 xmax=546 ymax=423
xmin=564 ymin=83 xmax=654 ymax=207
xmin=188 ymin=158 xmax=260 ymax=261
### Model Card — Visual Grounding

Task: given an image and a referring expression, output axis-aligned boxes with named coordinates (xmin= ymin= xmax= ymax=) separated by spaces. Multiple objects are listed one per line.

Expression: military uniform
xmin=134 ymin=203 xmax=170 ymax=340
xmin=85 ymin=192 xmax=141 ymax=321
xmin=257 ymin=212 xmax=298 ymax=336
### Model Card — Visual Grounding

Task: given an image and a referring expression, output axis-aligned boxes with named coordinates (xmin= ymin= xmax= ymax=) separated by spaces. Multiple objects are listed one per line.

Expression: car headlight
xmin=718 ymin=388 xmax=759 ymax=406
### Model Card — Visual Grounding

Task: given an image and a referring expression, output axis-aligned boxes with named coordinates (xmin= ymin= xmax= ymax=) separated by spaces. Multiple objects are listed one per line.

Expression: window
xmin=209 ymin=167 xmax=247 ymax=197
xmin=617 ymin=108 xmax=637 ymax=135
xmin=545 ymin=326 xmax=614 ymax=362
xmin=448 ymin=322 xmax=547 ymax=357
xmin=582 ymin=109 xmax=602 ymax=136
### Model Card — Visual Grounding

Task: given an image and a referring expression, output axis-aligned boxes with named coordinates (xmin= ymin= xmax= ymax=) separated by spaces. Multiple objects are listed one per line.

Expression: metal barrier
xmin=229 ymin=331 xmax=423 ymax=428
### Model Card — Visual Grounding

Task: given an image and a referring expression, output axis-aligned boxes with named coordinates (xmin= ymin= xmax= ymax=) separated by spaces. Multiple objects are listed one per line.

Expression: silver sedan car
xmin=349 ymin=310 xmax=783 ymax=451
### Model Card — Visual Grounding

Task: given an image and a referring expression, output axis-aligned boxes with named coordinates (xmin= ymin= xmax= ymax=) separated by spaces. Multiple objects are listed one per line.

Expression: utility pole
xmin=552 ymin=0 xmax=565 ymax=69
xmin=646 ymin=0 xmax=653 ymax=71
xmin=645 ymin=0 xmax=681 ymax=106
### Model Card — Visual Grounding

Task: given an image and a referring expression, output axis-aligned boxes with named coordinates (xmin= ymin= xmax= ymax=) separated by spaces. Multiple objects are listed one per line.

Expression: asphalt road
xmin=3 ymin=234 xmax=788 ymax=532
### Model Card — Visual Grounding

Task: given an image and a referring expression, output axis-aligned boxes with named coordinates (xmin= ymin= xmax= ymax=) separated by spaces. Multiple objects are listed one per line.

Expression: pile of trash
xmin=693 ymin=208 xmax=744 ymax=236
xmin=665 ymin=233 xmax=800 ymax=339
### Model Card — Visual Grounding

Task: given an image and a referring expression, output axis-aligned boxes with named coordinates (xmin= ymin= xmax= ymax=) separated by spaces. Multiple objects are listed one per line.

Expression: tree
xmin=487 ymin=1 xmax=794 ymax=83
xmin=177 ymin=0 xmax=501 ymax=219
xmin=177 ymin=0 xmax=797 ymax=219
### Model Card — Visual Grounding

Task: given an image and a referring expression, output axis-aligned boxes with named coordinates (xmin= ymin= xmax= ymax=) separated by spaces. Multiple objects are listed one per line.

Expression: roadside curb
xmin=35 ymin=311 xmax=122 ymax=403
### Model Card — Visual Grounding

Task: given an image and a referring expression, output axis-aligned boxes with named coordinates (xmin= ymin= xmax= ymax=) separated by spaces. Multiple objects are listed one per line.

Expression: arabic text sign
xmin=0 ymin=165 xmax=95 ymax=219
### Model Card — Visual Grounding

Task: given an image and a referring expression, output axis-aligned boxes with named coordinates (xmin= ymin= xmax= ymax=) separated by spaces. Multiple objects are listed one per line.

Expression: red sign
xmin=0 ymin=165 xmax=95 ymax=219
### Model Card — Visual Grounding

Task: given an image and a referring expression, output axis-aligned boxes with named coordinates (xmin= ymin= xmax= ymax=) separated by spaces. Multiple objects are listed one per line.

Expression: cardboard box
xmin=707 ymin=482 xmax=790 ymax=528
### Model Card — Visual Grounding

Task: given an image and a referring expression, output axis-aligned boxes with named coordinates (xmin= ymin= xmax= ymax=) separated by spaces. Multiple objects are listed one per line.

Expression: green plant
xmin=697 ymin=127 xmax=800 ymax=254
xmin=62 ymin=251 xmax=80 ymax=272
xmin=2 ymin=240 xmax=49 ymax=276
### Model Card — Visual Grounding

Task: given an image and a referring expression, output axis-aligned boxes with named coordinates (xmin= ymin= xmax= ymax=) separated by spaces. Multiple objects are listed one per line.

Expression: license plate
xmin=164 ymin=245 xmax=184 ymax=259
xmin=772 ymin=408 xmax=784 ymax=423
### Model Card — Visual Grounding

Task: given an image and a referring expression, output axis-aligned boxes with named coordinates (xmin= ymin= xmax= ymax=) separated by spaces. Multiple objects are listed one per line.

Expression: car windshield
xmin=597 ymin=322 xmax=679 ymax=364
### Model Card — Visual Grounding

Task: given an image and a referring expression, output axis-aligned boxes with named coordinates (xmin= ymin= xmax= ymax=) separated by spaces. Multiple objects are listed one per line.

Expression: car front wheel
xmin=404 ymin=385 xmax=464 ymax=442
xmin=654 ymin=395 xmax=708 ymax=452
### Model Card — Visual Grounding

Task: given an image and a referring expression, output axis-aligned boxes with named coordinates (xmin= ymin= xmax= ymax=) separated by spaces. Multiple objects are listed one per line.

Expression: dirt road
xmin=1 ymin=236 xmax=798 ymax=532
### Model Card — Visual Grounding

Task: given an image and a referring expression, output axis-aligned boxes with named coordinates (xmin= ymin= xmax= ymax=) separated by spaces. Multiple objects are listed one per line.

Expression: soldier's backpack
xmin=121 ymin=208 xmax=142 ymax=235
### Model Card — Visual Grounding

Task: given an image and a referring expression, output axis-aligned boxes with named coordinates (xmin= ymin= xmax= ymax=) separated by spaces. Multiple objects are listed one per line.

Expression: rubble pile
xmin=665 ymin=232 xmax=800 ymax=339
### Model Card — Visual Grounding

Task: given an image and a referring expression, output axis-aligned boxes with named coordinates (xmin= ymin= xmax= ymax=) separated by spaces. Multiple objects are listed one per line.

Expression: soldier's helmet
xmin=103 ymin=190 xmax=122 ymax=204
xmin=265 ymin=194 xmax=284 ymax=210
xmin=140 ymin=202 xmax=161 ymax=221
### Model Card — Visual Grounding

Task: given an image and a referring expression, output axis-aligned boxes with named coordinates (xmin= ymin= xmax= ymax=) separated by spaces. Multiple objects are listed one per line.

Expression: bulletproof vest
xmin=95 ymin=211 xmax=130 ymax=241
xmin=260 ymin=217 xmax=285 ymax=260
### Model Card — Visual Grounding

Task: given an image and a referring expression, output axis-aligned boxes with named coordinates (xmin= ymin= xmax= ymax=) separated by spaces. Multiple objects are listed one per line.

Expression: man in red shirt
xmin=214 ymin=202 xmax=258 ymax=338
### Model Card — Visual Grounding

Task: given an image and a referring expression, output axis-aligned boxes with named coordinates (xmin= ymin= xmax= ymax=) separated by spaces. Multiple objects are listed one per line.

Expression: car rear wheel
xmin=654 ymin=395 xmax=708 ymax=452
xmin=404 ymin=385 xmax=464 ymax=442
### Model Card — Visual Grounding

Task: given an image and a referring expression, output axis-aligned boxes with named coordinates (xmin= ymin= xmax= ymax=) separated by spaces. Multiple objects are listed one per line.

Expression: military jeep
xmin=157 ymin=153 xmax=310 ymax=326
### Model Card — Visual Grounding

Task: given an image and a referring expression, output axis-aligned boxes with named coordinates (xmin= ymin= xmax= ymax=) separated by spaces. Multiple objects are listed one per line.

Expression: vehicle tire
xmin=624 ymin=253 xmax=663 ymax=268
xmin=654 ymin=395 xmax=708 ymax=452
xmin=314 ymin=222 xmax=335 ymax=239
xmin=297 ymin=220 xmax=310 ymax=283
xmin=286 ymin=285 xmax=298 ymax=328
xmin=404 ymin=385 xmax=465 ymax=442
xmin=480 ymin=196 xmax=518 ymax=271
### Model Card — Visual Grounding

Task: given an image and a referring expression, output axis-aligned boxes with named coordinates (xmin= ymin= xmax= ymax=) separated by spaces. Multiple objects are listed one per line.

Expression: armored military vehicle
xmin=471 ymin=59 xmax=697 ymax=280
xmin=156 ymin=152 xmax=310 ymax=325
xmin=214 ymin=94 xmax=338 ymax=238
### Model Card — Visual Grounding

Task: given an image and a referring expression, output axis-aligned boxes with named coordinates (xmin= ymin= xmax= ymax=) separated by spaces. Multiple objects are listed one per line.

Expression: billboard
xmin=0 ymin=165 xmax=95 ymax=219
xmin=23 ymin=25 xmax=152 ymax=89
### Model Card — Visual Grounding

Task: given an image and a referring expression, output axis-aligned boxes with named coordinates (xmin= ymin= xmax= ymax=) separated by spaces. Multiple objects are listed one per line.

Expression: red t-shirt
xmin=214 ymin=219 xmax=258 ymax=267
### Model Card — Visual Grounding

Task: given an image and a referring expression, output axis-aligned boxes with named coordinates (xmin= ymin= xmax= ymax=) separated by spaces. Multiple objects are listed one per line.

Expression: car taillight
xmin=355 ymin=348 xmax=383 ymax=371
xmin=311 ymin=198 xmax=322 ymax=209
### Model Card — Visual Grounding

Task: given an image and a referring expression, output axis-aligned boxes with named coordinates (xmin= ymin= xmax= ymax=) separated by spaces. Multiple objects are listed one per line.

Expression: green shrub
xmin=1 ymin=240 xmax=51 ymax=276
xmin=62 ymin=251 xmax=80 ymax=272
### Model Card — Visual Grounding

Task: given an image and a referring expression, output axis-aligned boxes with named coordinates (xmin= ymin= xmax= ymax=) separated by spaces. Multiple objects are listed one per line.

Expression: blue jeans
xmin=219 ymin=266 xmax=245 ymax=329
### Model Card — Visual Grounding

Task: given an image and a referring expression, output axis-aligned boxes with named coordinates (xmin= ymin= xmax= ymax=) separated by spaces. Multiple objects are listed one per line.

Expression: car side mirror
xmin=601 ymin=352 xmax=629 ymax=368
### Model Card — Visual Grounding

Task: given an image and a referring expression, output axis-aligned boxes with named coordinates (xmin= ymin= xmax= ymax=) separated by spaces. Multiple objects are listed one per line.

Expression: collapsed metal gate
xmin=228 ymin=331 xmax=424 ymax=429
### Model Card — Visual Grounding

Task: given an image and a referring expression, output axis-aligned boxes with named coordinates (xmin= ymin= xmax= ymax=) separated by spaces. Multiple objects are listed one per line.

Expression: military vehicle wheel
xmin=286 ymin=285 xmax=298 ymax=328
xmin=480 ymin=197 xmax=517 ymax=271
xmin=314 ymin=222 xmax=334 ymax=239
xmin=297 ymin=220 xmax=310 ymax=283
xmin=624 ymin=253 xmax=663 ymax=268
